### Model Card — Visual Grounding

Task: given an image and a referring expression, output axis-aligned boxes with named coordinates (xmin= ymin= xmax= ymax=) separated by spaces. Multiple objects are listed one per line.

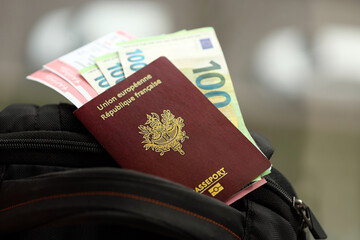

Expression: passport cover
xmin=74 ymin=57 xmax=271 ymax=202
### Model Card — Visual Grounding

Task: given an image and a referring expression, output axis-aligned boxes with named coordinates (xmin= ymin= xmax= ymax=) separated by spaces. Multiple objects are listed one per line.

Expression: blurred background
xmin=1 ymin=0 xmax=359 ymax=238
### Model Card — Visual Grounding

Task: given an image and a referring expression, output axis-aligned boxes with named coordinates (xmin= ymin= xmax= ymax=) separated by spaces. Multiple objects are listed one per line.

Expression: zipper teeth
xmin=0 ymin=139 xmax=103 ymax=153
xmin=264 ymin=175 xmax=293 ymax=204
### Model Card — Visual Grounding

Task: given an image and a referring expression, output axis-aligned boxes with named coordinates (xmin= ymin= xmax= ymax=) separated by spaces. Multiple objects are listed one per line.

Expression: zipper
xmin=0 ymin=138 xmax=104 ymax=153
xmin=264 ymin=175 xmax=327 ymax=239
xmin=293 ymin=197 xmax=313 ymax=230
xmin=264 ymin=175 xmax=293 ymax=204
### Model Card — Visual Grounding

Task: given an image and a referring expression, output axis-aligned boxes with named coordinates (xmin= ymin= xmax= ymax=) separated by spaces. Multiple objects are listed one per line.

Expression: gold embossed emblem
xmin=138 ymin=110 xmax=189 ymax=156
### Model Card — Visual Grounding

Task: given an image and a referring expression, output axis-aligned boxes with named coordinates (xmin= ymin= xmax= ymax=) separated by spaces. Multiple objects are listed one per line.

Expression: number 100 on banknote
xmin=118 ymin=27 xmax=253 ymax=144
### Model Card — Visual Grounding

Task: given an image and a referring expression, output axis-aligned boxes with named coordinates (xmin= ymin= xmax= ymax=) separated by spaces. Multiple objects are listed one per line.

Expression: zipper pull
xmin=293 ymin=197 xmax=327 ymax=239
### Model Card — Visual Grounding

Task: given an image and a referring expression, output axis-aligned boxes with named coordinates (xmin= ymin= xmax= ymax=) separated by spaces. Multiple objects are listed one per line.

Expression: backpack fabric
xmin=0 ymin=104 xmax=327 ymax=240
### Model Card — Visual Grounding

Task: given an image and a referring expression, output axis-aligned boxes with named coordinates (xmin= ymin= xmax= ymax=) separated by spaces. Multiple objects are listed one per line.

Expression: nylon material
xmin=3 ymin=164 xmax=71 ymax=180
xmin=0 ymin=168 xmax=245 ymax=239
xmin=0 ymin=191 xmax=243 ymax=239
xmin=0 ymin=131 xmax=99 ymax=143
xmin=58 ymin=105 xmax=62 ymax=131
xmin=247 ymin=201 xmax=297 ymax=240
xmin=268 ymin=168 xmax=297 ymax=198
xmin=245 ymin=186 xmax=300 ymax=234
xmin=0 ymin=165 xmax=5 ymax=184
xmin=249 ymin=130 xmax=274 ymax=160
xmin=58 ymin=103 xmax=86 ymax=132
xmin=0 ymin=104 xmax=85 ymax=133
xmin=38 ymin=105 xmax=61 ymax=131
xmin=5 ymin=223 xmax=184 ymax=240
xmin=0 ymin=151 xmax=115 ymax=168
xmin=0 ymin=105 xmax=38 ymax=133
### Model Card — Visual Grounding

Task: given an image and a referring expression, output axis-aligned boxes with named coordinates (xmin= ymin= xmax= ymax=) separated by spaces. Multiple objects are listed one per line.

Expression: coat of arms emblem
xmin=138 ymin=110 xmax=189 ymax=156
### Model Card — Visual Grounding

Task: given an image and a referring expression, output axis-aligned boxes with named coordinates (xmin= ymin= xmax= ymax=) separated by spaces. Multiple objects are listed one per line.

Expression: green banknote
xmin=118 ymin=27 xmax=256 ymax=146
xmin=95 ymin=52 xmax=126 ymax=87
xmin=79 ymin=64 xmax=110 ymax=94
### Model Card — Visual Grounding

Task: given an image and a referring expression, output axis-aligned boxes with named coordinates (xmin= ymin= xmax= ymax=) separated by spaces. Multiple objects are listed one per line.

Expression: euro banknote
xmin=117 ymin=27 xmax=256 ymax=146
xmin=95 ymin=29 xmax=184 ymax=86
xmin=95 ymin=52 xmax=126 ymax=86
xmin=79 ymin=64 xmax=110 ymax=94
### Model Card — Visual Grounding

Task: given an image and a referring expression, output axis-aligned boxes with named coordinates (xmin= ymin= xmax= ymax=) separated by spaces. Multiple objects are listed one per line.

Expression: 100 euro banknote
xmin=117 ymin=27 xmax=256 ymax=146
xmin=95 ymin=52 xmax=126 ymax=86
xmin=80 ymin=64 xmax=110 ymax=94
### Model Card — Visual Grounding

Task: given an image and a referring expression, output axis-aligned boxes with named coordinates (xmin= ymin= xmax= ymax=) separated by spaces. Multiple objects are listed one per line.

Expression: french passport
xmin=74 ymin=57 xmax=271 ymax=203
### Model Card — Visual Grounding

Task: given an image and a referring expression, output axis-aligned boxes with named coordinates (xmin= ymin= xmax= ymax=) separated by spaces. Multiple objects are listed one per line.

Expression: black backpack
xmin=0 ymin=104 xmax=327 ymax=240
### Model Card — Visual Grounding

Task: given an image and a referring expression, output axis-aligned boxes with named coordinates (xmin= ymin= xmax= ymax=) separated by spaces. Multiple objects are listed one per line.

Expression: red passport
xmin=74 ymin=57 xmax=270 ymax=203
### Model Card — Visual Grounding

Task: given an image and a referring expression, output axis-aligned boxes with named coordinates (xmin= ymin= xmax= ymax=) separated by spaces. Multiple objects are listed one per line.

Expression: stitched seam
xmin=0 ymin=191 xmax=242 ymax=240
